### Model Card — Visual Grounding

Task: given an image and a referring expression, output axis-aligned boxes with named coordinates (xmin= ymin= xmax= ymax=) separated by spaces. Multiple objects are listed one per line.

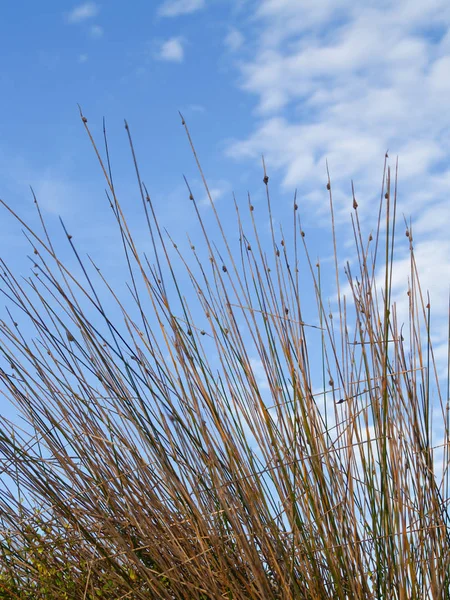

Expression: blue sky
xmin=0 ymin=0 xmax=449 ymax=435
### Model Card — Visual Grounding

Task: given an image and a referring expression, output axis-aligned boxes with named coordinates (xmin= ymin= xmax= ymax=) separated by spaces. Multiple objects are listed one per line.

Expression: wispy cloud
xmin=156 ymin=37 xmax=185 ymax=62
xmin=228 ymin=2 xmax=450 ymax=192
xmin=66 ymin=2 xmax=99 ymax=24
xmin=89 ymin=24 xmax=104 ymax=38
xmin=249 ymin=357 xmax=271 ymax=391
xmin=225 ymin=0 xmax=450 ymax=363
xmin=187 ymin=104 xmax=206 ymax=113
xmin=31 ymin=177 xmax=79 ymax=215
xmin=224 ymin=28 xmax=244 ymax=52
xmin=158 ymin=0 xmax=205 ymax=18
xmin=198 ymin=180 xmax=230 ymax=207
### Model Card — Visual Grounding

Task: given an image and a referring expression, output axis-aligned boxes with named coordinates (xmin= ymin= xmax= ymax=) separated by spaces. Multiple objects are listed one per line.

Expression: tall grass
xmin=0 ymin=113 xmax=449 ymax=599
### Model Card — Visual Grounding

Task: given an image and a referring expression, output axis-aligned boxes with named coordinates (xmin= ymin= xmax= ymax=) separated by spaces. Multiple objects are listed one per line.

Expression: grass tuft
xmin=0 ymin=115 xmax=449 ymax=599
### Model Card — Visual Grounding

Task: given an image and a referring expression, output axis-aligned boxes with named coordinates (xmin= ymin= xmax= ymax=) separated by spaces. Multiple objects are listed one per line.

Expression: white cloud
xmin=158 ymin=0 xmax=205 ymax=17
xmin=225 ymin=28 xmax=244 ymax=52
xmin=198 ymin=181 xmax=230 ymax=207
xmin=156 ymin=37 xmax=185 ymax=62
xmin=89 ymin=24 xmax=104 ymax=38
xmin=32 ymin=178 xmax=76 ymax=215
xmin=228 ymin=1 xmax=450 ymax=181
xmin=67 ymin=2 xmax=99 ymax=24
xmin=225 ymin=0 xmax=450 ymax=369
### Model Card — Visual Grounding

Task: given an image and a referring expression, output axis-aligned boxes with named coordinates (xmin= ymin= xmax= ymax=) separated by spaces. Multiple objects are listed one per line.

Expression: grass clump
xmin=0 ymin=113 xmax=449 ymax=599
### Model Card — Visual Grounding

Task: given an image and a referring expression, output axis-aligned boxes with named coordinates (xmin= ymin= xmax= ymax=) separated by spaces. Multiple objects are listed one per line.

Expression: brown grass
xmin=0 ymin=112 xmax=449 ymax=599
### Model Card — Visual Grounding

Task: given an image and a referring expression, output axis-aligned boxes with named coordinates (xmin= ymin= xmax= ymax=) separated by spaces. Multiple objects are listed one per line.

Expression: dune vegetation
xmin=0 ymin=112 xmax=449 ymax=599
